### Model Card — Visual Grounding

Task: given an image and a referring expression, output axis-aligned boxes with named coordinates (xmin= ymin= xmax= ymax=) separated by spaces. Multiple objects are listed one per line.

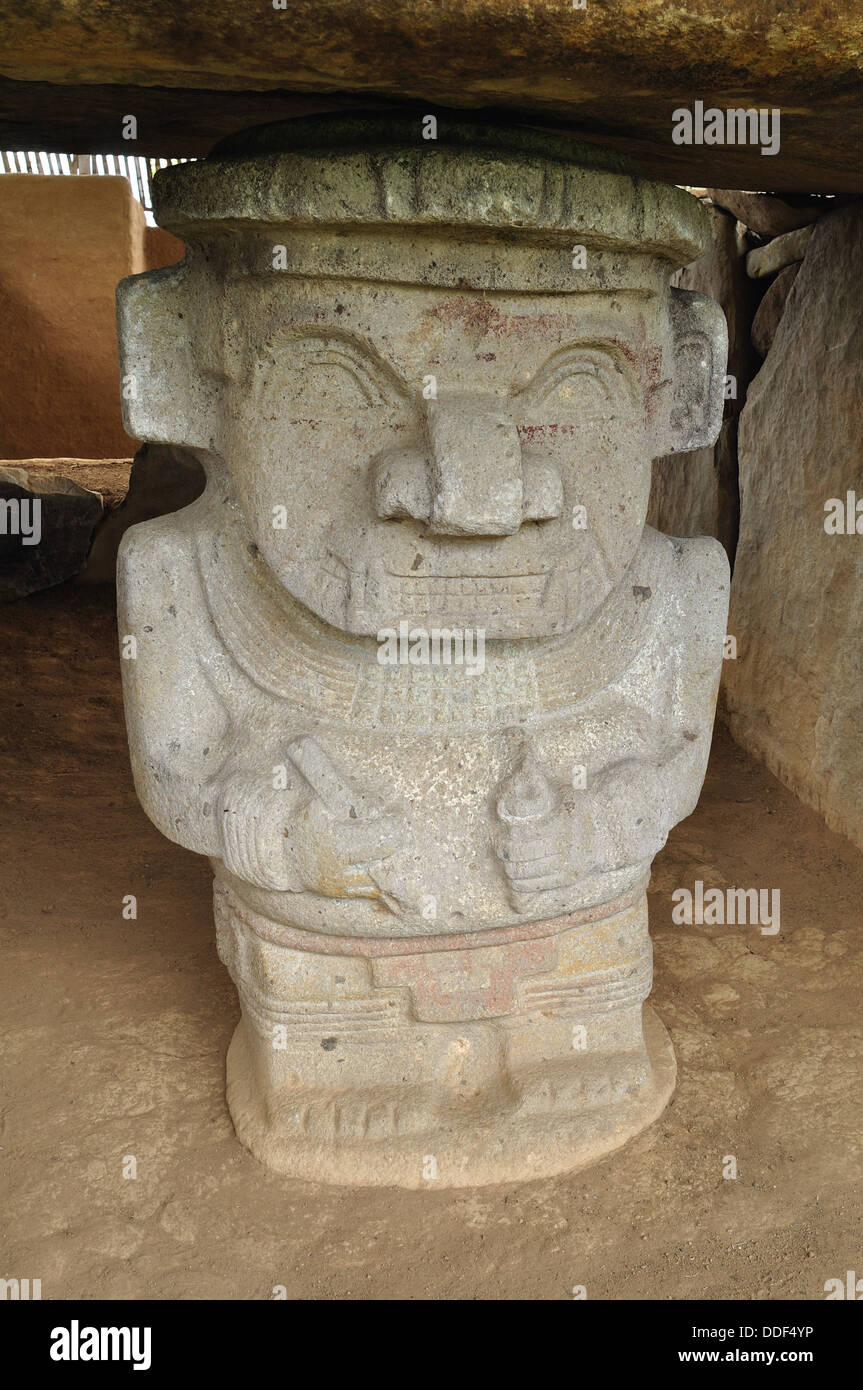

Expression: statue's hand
xmin=283 ymin=736 xmax=407 ymax=903
xmin=494 ymin=751 xmax=575 ymax=913
xmin=494 ymin=749 xmax=675 ymax=910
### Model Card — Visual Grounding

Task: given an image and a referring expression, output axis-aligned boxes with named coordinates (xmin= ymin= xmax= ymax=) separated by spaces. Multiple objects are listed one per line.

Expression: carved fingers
xmin=496 ymin=810 xmax=574 ymax=901
xmin=493 ymin=747 xmax=670 ymax=911
xmin=285 ymin=736 xmax=409 ymax=903
xmin=494 ymin=750 xmax=576 ymax=911
xmin=216 ymin=738 xmax=409 ymax=899
xmin=217 ymin=774 xmax=302 ymax=892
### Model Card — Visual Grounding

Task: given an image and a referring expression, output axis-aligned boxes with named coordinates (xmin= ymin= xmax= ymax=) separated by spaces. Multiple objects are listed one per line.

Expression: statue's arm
xmin=495 ymin=535 xmax=730 ymax=904
xmin=582 ymin=533 xmax=731 ymax=866
xmin=117 ymin=518 xmax=406 ymax=897
xmin=117 ymin=518 xmax=307 ymax=886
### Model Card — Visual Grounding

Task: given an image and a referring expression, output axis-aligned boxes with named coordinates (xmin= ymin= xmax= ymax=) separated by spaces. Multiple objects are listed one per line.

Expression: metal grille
xmin=0 ymin=152 xmax=192 ymax=226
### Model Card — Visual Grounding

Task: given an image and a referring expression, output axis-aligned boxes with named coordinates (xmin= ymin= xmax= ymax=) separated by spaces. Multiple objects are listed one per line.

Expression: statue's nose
xmin=372 ymin=394 xmax=562 ymax=536
xmin=426 ymin=394 xmax=523 ymax=536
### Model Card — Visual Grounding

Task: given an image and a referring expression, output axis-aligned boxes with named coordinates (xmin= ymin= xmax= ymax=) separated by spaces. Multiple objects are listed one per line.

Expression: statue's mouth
xmin=385 ymin=570 xmax=549 ymax=606
xmin=320 ymin=552 xmax=551 ymax=594
xmin=313 ymin=549 xmax=571 ymax=636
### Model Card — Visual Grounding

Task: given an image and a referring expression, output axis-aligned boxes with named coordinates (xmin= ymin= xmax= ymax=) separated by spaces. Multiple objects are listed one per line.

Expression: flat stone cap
xmin=152 ymin=113 xmax=707 ymax=267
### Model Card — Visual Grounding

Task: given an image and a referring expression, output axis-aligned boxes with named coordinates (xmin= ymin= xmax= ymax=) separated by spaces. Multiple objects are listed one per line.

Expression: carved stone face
xmin=222 ymin=278 xmax=671 ymax=640
xmin=119 ymin=120 xmax=726 ymax=644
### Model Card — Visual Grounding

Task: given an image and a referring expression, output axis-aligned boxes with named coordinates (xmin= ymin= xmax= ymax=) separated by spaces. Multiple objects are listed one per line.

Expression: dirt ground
xmin=1 ymin=582 xmax=861 ymax=1301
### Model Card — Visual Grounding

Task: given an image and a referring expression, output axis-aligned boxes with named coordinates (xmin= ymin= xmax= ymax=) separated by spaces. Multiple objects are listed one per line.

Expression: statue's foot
xmin=512 ymin=1050 xmax=650 ymax=1117
xmin=268 ymin=1082 xmax=473 ymax=1142
xmin=225 ymin=1006 xmax=675 ymax=1188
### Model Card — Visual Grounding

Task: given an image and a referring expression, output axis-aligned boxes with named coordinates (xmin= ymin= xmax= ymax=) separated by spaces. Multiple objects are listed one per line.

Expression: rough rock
xmin=707 ymin=190 xmax=819 ymax=239
xmin=0 ymin=464 xmax=103 ymax=600
xmin=115 ymin=115 xmax=729 ymax=1187
xmin=81 ymin=444 xmax=205 ymax=584
xmin=649 ymin=205 xmax=757 ymax=558
xmin=746 ymin=224 xmax=813 ymax=279
xmin=3 ymin=4 xmax=863 ymax=190
xmin=725 ymin=203 xmax=863 ymax=853
xmin=0 ymin=458 xmax=133 ymax=509
xmin=751 ymin=263 xmax=800 ymax=358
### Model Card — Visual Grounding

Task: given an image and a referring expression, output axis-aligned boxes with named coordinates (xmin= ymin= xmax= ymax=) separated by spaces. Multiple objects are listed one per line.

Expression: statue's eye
xmin=289 ymin=354 xmax=387 ymax=414
xmin=537 ymin=366 xmax=612 ymax=416
xmin=258 ymin=336 xmax=407 ymax=422
xmin=520 ymin=347 xmax=638 ymax=422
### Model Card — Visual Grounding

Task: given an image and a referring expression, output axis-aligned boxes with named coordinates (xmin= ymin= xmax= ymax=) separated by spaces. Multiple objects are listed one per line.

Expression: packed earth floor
xmin=1 ymin=584 xmax=861 ymax=1300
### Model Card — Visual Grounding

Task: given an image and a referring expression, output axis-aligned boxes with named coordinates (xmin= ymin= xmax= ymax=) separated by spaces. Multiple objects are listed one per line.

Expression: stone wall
xmin=724 ymin=202 xmax=863 ymax=852
xmin=0 ymin=174 xmax=183 ymax=459
xmin=650 ymin=193 xmax=863 ymax=853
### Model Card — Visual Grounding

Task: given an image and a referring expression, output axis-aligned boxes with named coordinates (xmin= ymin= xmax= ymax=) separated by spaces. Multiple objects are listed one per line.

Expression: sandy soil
xmin=1 ymin=584 xmax=861 ymax=1300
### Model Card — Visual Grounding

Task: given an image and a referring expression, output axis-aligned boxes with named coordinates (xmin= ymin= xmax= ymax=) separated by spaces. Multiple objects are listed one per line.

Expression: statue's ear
xmin=666 ymin=286 xmax=728 ymax=453
xmin=116 ymin=263 xmax=218 ymax=450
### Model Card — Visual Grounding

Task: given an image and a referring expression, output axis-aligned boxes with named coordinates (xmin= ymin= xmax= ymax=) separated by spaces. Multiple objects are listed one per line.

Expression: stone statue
xmin=116 ymin=116 xmax=729 ymax=1186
